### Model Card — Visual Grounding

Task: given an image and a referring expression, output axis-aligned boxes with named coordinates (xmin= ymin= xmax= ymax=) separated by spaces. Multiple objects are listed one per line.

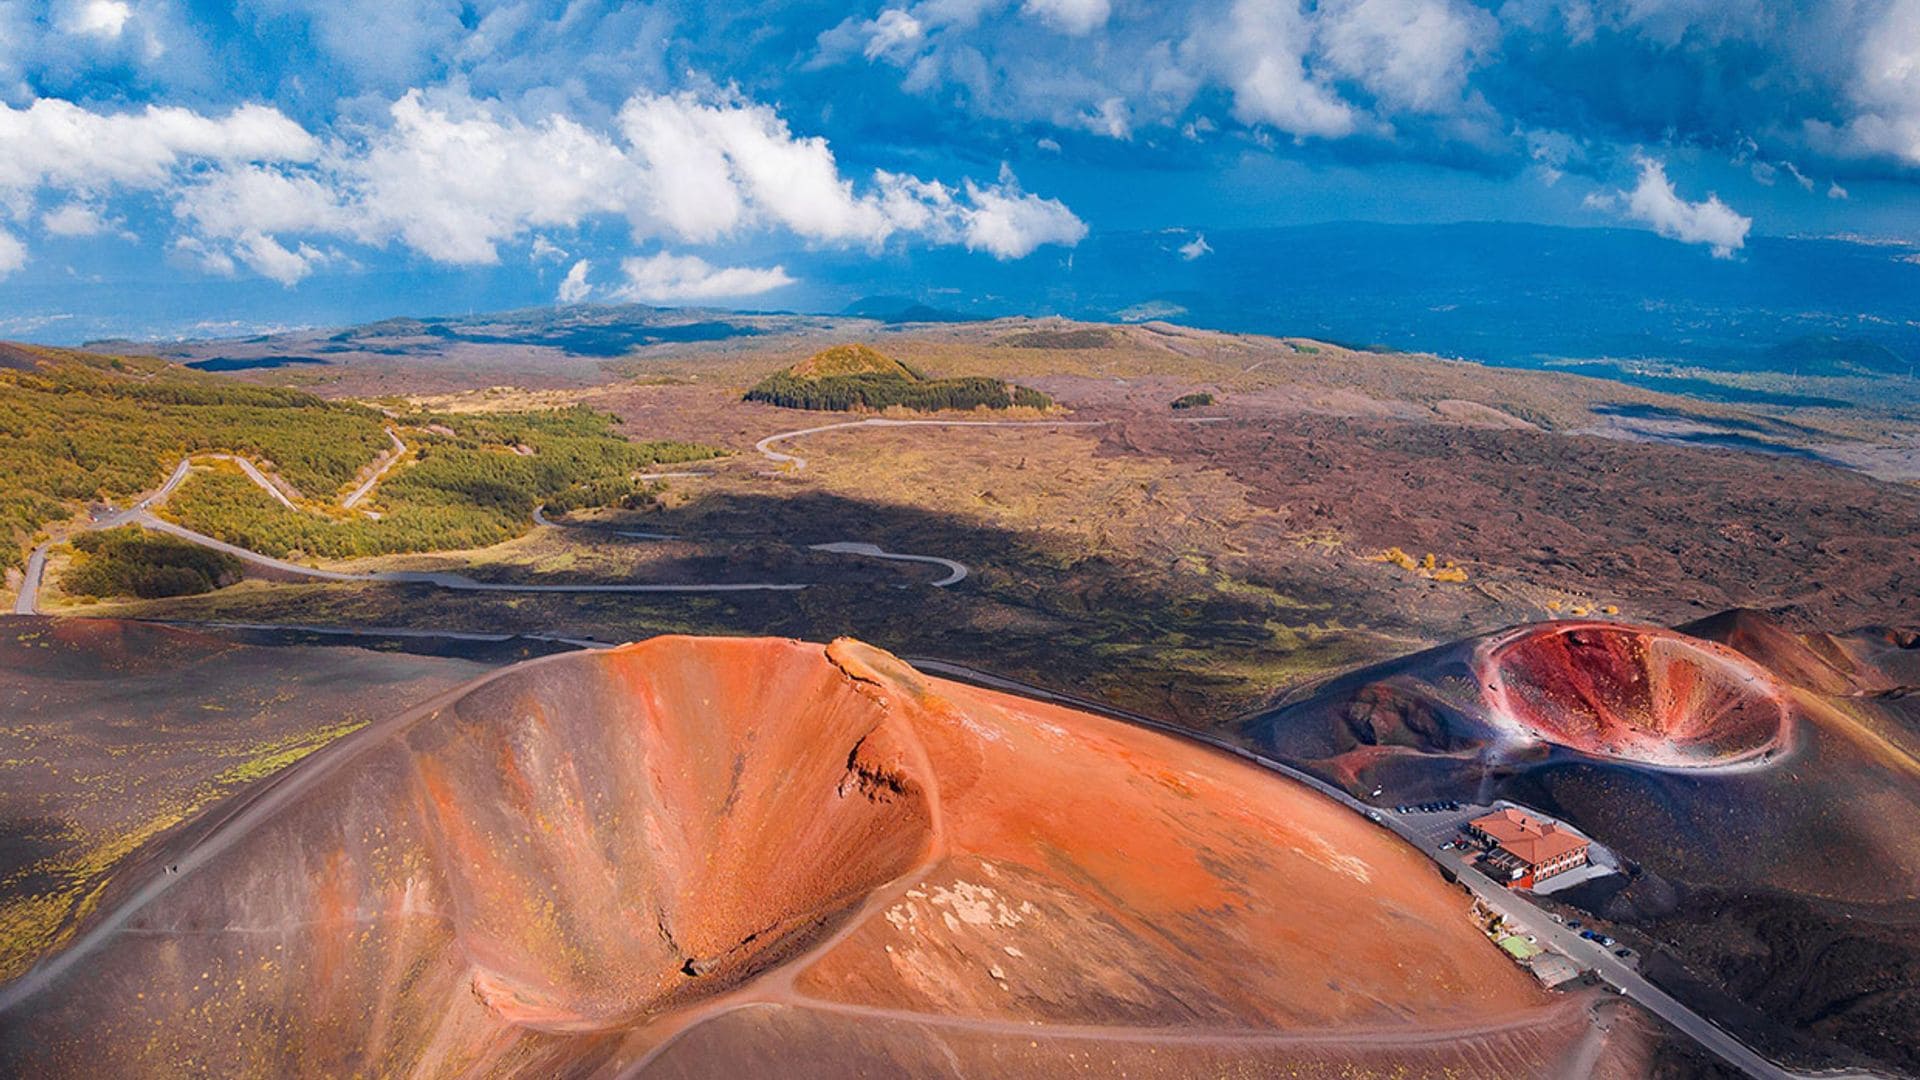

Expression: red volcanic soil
xmin=0 ymin=636 xmax=1641 ymax=1077
xmin=1478 ymin=621 xmax=1792 ymax=767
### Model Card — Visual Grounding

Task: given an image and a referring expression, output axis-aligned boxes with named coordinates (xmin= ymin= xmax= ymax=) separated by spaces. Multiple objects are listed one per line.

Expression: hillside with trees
xmin=0 ymin=344 xmax=722 ymax=570
xmin=0 ymin=346 xmax=390 ymax=569
xmin=160 ymin=408 xmax=719 ymax=561
xmin=745 ymin=344 xmax=1051 ymax=412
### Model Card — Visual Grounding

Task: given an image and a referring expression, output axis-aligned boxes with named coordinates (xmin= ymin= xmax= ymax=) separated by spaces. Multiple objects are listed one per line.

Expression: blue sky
xmin=0 ymin=0 xmax=1917 ymax=337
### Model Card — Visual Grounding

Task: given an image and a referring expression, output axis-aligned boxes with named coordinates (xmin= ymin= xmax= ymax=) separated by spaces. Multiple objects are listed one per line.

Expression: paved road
xmin=754 ymin=417 xmax=1109 ymax=470
xmin=341 ymin=428 xmax=406 ymax=509
xmin=908 ymin=658 xmax=1882 ymax=1080
xmin=12 ymin=544 xmax=48 ymax=615
xmin=806 ymin=541 xmax=967 ymax=587
xmin=531 ymin=508 xmax=972 ymax=587
xmin=137 ymin=512 xmax=811 ymax=594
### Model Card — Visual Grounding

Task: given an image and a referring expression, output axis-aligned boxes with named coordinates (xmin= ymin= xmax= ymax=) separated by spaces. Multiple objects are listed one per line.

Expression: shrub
xmin=1171 ymin=392 xmax=1215 ymax=409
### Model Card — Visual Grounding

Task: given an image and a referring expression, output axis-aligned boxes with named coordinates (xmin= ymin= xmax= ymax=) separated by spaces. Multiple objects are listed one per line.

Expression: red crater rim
xmin=1475 ymin=621 xmax=1793 ymax=768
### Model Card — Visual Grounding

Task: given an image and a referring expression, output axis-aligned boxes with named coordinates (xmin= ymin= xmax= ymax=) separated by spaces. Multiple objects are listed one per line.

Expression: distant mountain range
xmin=799 ymin=222 xmax=1920 ymax=378
xmin=26 ymin=222 xmax=1920 ymax=380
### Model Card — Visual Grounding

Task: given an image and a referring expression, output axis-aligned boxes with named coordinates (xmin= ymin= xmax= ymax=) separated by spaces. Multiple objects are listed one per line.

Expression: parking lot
xmin=1385 ymin=800 xmax=1497 ymax=849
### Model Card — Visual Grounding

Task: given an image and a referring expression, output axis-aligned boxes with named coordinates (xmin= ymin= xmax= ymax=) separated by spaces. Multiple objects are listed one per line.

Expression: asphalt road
xmin=754 ymin=417 xmax=1110 ymax=470
xmin=341 ymin=428 xmax=406 ymax=509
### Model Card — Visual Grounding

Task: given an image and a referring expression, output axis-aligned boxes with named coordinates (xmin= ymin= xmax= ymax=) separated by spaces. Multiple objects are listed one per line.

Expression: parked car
xmin=1566 ymin=920 xmax=1581 ymax=929
xmin=1614 ymin=948 xmax=1632 ymax=958
xmin=1598 ymin=935 xmax=1615 ymax=947
xmin=1579 ymin=930 xmax=1599 ymax=941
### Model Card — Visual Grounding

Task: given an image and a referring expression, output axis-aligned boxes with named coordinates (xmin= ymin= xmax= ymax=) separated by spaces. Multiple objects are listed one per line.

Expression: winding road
xmin=754 ymin=417 xmax=1109 ymax=470
xmin=13 ymin=416 xmax=1073 ymax=613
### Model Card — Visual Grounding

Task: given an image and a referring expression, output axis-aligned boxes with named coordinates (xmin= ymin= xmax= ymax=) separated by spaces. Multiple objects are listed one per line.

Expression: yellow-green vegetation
xmin=1369 ymin=546 xmax=1470 ymax=583
xmin=62 ymin=527 xmax=243 ymax=599
xmin=784 ymin=343 xmax=921 ymax=379
xmin=0 ymin=716 xmax=368 ymax=982
xmin=0 ymin=347 xmax=390 ymax=568
xmin=745 ymin=343 xmax=1052 ymax=412
xmin=164 ymin=406 xmax=721 ymax=560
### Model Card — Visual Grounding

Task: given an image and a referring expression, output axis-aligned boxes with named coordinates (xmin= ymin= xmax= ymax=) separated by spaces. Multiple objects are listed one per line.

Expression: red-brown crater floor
xmin=0 ymin=636 xmax=1649 ymax=1077
xmin=1476 ymin=621 xmax=1793 ymax=767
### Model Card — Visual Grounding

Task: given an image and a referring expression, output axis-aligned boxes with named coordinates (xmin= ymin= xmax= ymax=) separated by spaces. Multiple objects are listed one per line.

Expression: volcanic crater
xmin=0 ymin=635 xmax=1643 ymax=1077
xmin=1476 ymin=621 xmax=1793 ymax=768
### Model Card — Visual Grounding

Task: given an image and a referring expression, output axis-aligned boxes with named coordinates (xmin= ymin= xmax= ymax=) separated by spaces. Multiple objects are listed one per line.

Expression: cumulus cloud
xmin=610 ymin=252 xmax=794 ymax=303
xmin=959 ymin=165 xmax=1089 ymax=257
xmin=0 ymin=230 xmax=25 ymax=276
xmin=1199 ymin=0 xmax=1354 ymax=138
xmin=1021 ymin=0 xmax=1110 ymax=36
xmin=0 ymin=85 xmax=1086 ymax=285
xmin=557 ymin=259 xmax=593 ymax=304
xmin=0 ymin=99 xmax=318 ymax=192
xmin=354 ymin=90 xmax=633 ymax=264
xmin=863 ymin=8 xmax=926 ymax=61
xmin=1610 ymin=156 xmax=1752 ymax=258
xmin=1316 ymin=0 xmax=1495 ymax=114
xmin=60 ymin=0 xmax=131 ymax=39
xmin=234 ymin=232 xmax=320 ymax=286
xmin=1178 ymin=232 xmax=1212 ymax=260
xmin=1819 ymin=0 xmax=1920 ymax=166
xmin=41 ymin=202 xmax=110 ymax=236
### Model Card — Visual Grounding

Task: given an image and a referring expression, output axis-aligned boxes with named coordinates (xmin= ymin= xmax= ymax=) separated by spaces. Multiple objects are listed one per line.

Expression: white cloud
xmin=0 ymin=86 xmax=1087 ymax=285
xmin=1021 ymin=0 xmax=1110 ymax=36
xmin=1178 ymin=232 xmax=1212 ymax=260
xmin=172 ymin=164 xmax=356 ymax=241
xmin=234 ymin=232 xmax=316 ymax=286
xmin=61 ymin=0 xmax=131 ymax=39
xmin=354 ymin=90 xmax=635 ymax=265
xmin=1317 ymin=0 xmax=1495 ymax=113
xmin=0 ymin=99 xmax=318 ymax=192
xmin=170 ymin=234 xmax=234 ymax=276
xmin=1821 ymin=0 xmax=1920 ymax=165
xmin=610 ymin=252 xmax=794 ymax=304
xmin=1200 ymin=0 xmax=1355 ymax=138
xmin=1828 ymin=180 xmax=1849 ymax=200
xmin=557 ymin=259 xmax=593 ymax=304
xmin=864 ymin=8 xmax=926 ymax=60
xmin=0 ymin=230 xmax=25 ymax=276
xmin=959 ymin=165 xmax=1089 ymax=257
xmin=41 ymin=202 xmax=109 ymax=236
xmin=620 ymin=90 xmax=900 ymax=245
xmin=1614 ymin=156 xmax=1752 ymax=258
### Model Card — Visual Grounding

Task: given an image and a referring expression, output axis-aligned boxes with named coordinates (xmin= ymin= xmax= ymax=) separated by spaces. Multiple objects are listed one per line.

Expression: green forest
xmin=63 ymin=527 xmax=243 ymax=599
xmin=162 ymin=407 xmax=719 ymax=560
xmin=746 ymin=371 xmax=1051 ymax=412
xmin=0 ymin=351 xmax=390 ymax=568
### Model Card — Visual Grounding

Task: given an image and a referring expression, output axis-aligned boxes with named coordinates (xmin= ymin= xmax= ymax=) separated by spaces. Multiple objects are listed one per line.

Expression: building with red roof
xmin=1466 ymin=807 xmax=1590 ymax=889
